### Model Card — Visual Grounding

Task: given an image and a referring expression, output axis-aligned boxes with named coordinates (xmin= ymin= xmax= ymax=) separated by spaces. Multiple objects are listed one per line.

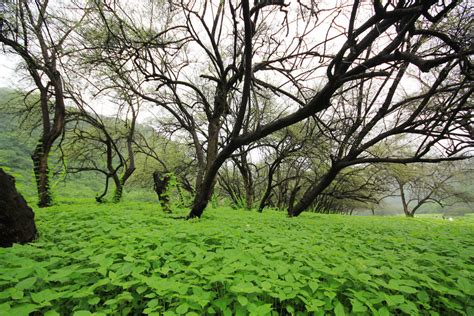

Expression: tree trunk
xmin=234 ymin=154 xmax=254 ymax=210
xmin=188 ymin=156 xmax=225 ymax=218
xmin=153 ymin=172 xmax=171 ymax=213
xmin=217 ymin=174 xmax=241 ymax=207
xmin=242 ymin=158 xmax=254 ymax=210
xmin=398 ymin=181 xmax=413 ymax=217
xmin=96 ymin=175 xmax=110 ymax=203
xmin=244 ymin=178 xmax=253 ymax=210
xmin=189 ymin=195 xmax=209 ymax=218
xmin=0 ymin=168 xmax=38 ymax=247
xmin=31 ymin=142 xmax=53 ymax=208
xmin=290 ymin=165 xmax=341 ymax=217
xmin=114 ymin=134 xmax=136 ymax=203
xmin=113 ymin=183 xmax=123 ymax=202
xmin=113 ymin=170 xmax=135 ymax=203
xmin=258 ymin=182 xmax=272 ymax=212
xmin=258 ymin=156 xmax=285 ymax=212
xmin=188 ymin=121 xmax=223 ymax=217
xmin=288 ymin=185 xmax=301 ymax=215
xmin=31 ymin=74 xmax=65 ymax=208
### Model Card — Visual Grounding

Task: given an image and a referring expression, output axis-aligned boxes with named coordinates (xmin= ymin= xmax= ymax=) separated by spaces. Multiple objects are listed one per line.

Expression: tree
xmin=254 ymin=124 xmax=308 ymax=212
xmin=0 ymin=1 xmax=84 ymax=206
xmin=254 ymin=122 xmax=388 ymax=215
xmin=63 ymin=92 xmax=139 ymax=203
xmin=383 ymin=161 xmax=474 ymax=217
xmin=153 ymin=171 xmax=171 ymax=213
xmin=288 ymin=56 xmax=472 ymax=217
xmin=309 ymin=165 xmax=388 ymax=215
xmin=77 ymin=0 xmax=472 ymax=218
xmin=132 ymin=127 xmax=196 ymax=196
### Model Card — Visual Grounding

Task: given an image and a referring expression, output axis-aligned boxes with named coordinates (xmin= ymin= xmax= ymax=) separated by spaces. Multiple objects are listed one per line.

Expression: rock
xmin=0 ymin=168 xmax=38 ymax=247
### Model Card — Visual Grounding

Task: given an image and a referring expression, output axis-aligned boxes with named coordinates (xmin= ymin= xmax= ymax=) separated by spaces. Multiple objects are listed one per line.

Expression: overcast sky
xmin=0 ymin=54 xmax=22 ymax=88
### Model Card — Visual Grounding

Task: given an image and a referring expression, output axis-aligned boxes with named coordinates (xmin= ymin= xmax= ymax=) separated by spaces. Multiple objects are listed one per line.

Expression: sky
xmin=0 ymin=54 xmax=21 ymax=88
xmin=0 ymin=53 xmax=120 ymax=117
xmin=0 ymin=1 xmax=423 ymax=118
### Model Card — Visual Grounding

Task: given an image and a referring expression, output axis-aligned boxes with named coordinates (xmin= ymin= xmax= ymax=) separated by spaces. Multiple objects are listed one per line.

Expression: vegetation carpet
xmin=1 ymin=203 xmax=473 ymax=315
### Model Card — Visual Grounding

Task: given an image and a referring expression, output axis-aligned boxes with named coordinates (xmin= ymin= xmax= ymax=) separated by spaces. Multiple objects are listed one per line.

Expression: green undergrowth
xmin=0 ymin=203 xmax=473 ymax=316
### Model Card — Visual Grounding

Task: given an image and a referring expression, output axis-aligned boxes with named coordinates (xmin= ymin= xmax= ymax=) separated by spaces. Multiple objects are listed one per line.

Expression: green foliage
xmin=1 ymin=204 xmax=473 ymax=315
xmin=0 ymin=88 xmax=171 ymax=204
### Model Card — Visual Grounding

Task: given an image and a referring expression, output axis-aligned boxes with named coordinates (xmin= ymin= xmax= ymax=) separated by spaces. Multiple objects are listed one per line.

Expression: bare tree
xmin=0 ymin=1 xmax=84 ymax=206
xmin=383 ymin=161 xmax=474 ymax=217
xmin=77 ymin=1 xmax=472 ymax=218
xmin=289 ymin=58 xmax=472 ymax=216
xmin=255 ymin=125 xmax=307 ymax=212
xmin=63 ymin=91 xmax=139 ymax=203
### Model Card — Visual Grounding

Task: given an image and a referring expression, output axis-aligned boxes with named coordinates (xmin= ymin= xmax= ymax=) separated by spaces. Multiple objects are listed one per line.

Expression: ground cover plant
xmin=1 ymin=203 xmax=473 ymax=315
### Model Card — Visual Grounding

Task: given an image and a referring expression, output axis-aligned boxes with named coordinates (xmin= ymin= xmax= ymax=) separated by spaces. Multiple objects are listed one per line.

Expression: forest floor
xmin=1 ymin=202 xmax=473 ymax=315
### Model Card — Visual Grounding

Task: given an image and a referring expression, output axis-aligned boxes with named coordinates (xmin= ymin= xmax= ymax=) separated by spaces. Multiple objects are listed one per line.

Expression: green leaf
xmin=35 ymin=266 xmax=49 ymax=279
xmin=11 ymin=289 xmax=24 ymax=300
xmin=0 ymin=302 xmax=11 ymax=314
xmin=457 ymin=277 xmax=474 ymax=295
xmin=73 ymin=311 xmax=92 ymax=316
xmin=306 ymin=299 xmax=325 ymax=311
xmin=71 ymin=288 xmax=93 ymax=299
xmin=399 ymin=301 xmax=418 ymax=314
xmin=9 ymin=304 xmax=39 ymax=316
xmin=237 ymin=296 xmax=248 ymax=306
xmin=384 ymin=294 xmax=404 ymax=306
xmin=136 ymin=285 xmax=148 ymax=294
xmin=417 ymin=291 xmax=429 ymax=303
xmin=213 ymin=297 xmax=231 ymax=312
xmin=31 ymin=289 xmax=61 ymax=304
xmin=15 ymin=276 xmax=37 ymax=290
xmin=398 ymin=285 xmax=417 ymax=294
xmin=147 ymin=299 xmax=159 ymax=309
xmin=48 ymin=269 xmax=74 ymax=282
xmin=230 ymin=283 xmax=260 ymax=294
xmin=351 ymin=299 xmax=367 ymax=313
xmin=88 ymin=297 xmax=101 ymax=305
xmin=334 ymin=302 xmax=345 ymax=316
xmin=249 ymin=303 xmax=272 ymax=315
xmin=378 ymin=307 xmax=390 ymax=316
xmin=176 ymin=303 xmax=189 ymax=314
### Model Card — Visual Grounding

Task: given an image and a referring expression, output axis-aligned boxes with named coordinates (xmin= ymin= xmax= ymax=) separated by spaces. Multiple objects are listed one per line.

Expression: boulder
xmin=0 ymin=168 xmax=38 ymax=247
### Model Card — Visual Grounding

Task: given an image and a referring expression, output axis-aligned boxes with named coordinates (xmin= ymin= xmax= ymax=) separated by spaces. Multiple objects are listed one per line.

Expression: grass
xmin=1 ymin=202 xmax=473 ymax=315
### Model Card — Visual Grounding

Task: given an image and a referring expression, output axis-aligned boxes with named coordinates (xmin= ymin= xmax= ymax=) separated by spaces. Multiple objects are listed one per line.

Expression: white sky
xmin=0 ymin=1 xmax=423 ymax=118
xmin=0 ymin=53 xmax=120 ymax=117
xmin=0 ymin=54 xmax=22 ymax=88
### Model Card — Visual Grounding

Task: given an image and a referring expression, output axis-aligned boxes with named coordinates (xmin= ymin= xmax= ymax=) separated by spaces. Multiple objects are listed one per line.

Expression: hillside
xmin=0 ymin=88 xmax=135 ymax=203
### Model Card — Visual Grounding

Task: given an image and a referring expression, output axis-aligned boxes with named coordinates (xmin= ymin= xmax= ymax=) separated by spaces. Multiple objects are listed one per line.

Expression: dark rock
xmin=0 ymin=168 xmax=38 ymax=247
